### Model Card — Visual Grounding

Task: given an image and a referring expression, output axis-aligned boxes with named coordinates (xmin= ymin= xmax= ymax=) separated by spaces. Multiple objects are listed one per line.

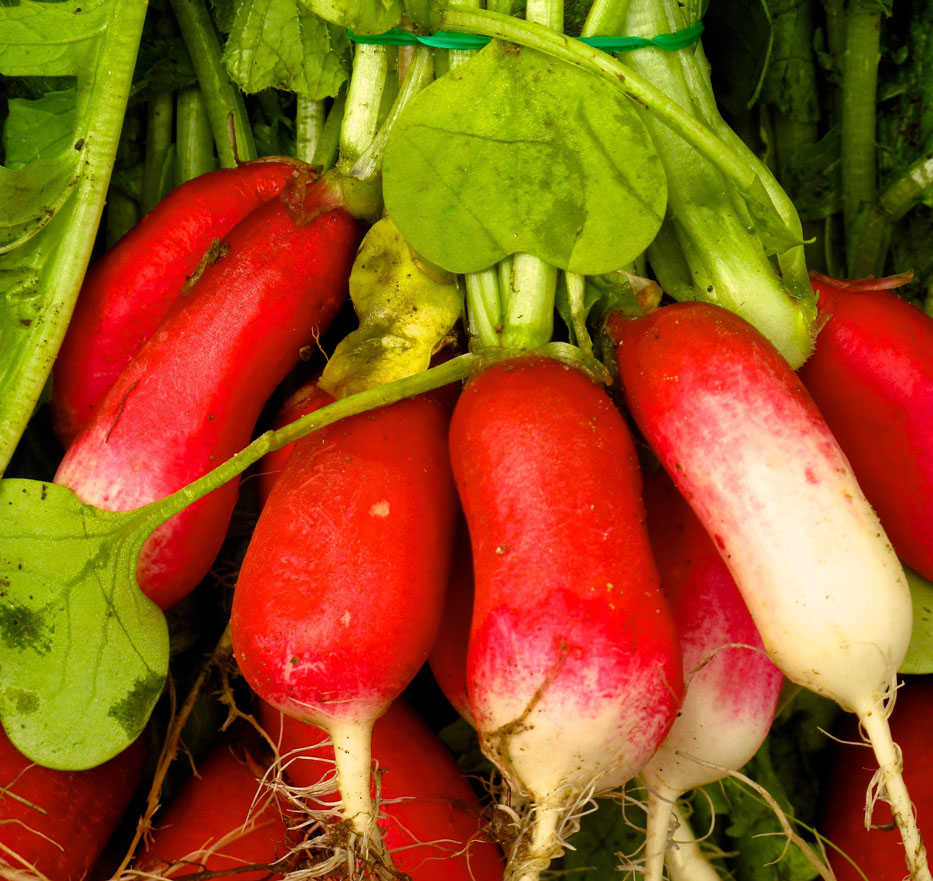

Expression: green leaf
xmin=4 ymin=89 xmax=79 ymax=170
xmin=297 ymin=0 xmax=400 ymax=37
xmin=0 ymin=0 xmax=111 ymax=77
xmin=0 ymin=156 xmax=81 ymax=253
xmin=559 ymin=794 xmax=643 ymax=880
xmin=0 ymin=480 xmax=168 ymax=770
xmin=900 ymin=567 xmax=933 ymax=674
xmin=223 ymin=0 xmax=349 ymax=99
xmin=383 ymin=42 xmax=667 ymax=276
xmin=0 ymin=0 xmax=148 ymax=473
xmin=319 ymin=217 xmax=463 ymax=397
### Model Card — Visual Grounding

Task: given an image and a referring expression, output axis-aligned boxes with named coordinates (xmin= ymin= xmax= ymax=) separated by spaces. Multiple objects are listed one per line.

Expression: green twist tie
xmin=348 ymin=20 xmax=704 ymax=52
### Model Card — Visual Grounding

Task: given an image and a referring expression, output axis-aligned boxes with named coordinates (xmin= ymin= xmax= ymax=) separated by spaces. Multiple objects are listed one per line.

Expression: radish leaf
xmin=383 ymin=41 xmax=667 ymax=275
xmin=0 ymin=480 xmax=168 ymax=770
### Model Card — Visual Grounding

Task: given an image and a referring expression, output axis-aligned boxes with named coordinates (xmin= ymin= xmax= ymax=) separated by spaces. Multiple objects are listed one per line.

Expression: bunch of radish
xmin=10 ymin=1 xmax=933 ymax=875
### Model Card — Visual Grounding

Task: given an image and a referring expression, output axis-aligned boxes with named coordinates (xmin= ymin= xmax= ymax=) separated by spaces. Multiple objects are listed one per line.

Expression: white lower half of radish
xmin=661 ymin=383 xmax=912 ymax=713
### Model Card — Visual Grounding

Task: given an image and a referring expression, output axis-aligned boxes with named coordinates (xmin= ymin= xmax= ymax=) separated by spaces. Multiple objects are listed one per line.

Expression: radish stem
xmin=665 ymin=802 xmax=722 ymax=881
xmin=858 ymin=701 xmax=933 ymax=881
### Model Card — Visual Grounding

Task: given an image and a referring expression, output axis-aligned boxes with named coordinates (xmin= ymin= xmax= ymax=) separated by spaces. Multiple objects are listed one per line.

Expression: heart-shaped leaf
xmin=0 ymin=480 xmax=168 ymax=770
xmin=383 ymin=41 xmax=667 ymax=275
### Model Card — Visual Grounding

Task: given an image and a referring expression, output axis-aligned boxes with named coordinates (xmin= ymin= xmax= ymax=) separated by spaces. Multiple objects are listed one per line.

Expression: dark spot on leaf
xmin=74 ymin=139 xmax=85 ymax=150
xmin=107 ymin=672 xmax=163 ymax=736
xmin=18 ymin=319 xmax=31 ymax=327
xmin=0 ymin=604 xmax=52 ymax=654
xmin=5 ymin=688 xmax=39 ymax=715
xmin=40 ymin=485 xmax=47 ymax=500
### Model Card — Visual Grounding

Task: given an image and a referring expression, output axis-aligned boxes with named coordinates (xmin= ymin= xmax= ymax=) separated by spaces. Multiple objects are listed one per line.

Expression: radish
xmin=52 ymin=161 xmax=296 ymax=446
xmin=0 ymin=730 xmax=145 ymax=880
xmin=821 ymin=676 xmax=933 ymax=881
xmin=640 ymin=469 xmax=783 ymax=881
xmin=55 ymin=173 xmax=359 ymax=610
xmin=799 ymin=273 xmax=933 ymax=581
xmin=138 ymin=734 xmax=293 ymax=879
xmin=610 ymin=302 xmax=928 ymax=881
xmin=231 ymin=391 xmax=458 ymax=866
xmin=259 ymin=698 xmax=505 ymax=880
xmin=449 ymin=355 xmax=683 ymax=881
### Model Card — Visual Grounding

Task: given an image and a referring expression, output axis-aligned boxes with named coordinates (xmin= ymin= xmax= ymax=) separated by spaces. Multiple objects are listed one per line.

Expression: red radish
xmin=53 ymin=161 xmax=296 ymax=446
xmin=259 ymin=699 xmax=505 ymax=880
xmin=231 ymin=392 xmax=458 ymax=856
xmin=822 ymin=677 xmax=933 ymax=881
xmin=799 ymin=273 xmax=933 ymax=581
xmin=428 ymin=523 xmax=476 ymax=726
xmin=0 ymin=730 xmax=145 ymax=881
xmin=55 ymin=174 xmax=359 ymax=610
xmin=610 ymin=302 xmax=926 ymax=881
xmin=138 ymin=736 xmax=293 ymax=879
xmin=256 ymin=379 xmax=333 ymax=505
xmin=449 ymin=356 xmax=683 ymax=881
xmin=639 ymin=469 xmax=783 ymax=881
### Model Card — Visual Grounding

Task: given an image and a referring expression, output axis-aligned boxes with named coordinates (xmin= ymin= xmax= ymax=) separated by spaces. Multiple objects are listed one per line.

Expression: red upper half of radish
xmin=259 ymin=700 xmax=504 ymax=881
xmin=800 ymin=274 xmax=933 ymax=581
xmin=610 ymin=302 xmax=912 ymax=716
xmin=54 ymin=175 xmax=360 ymax=609
xmin=231 ymin=392 xmax=458 ymax=727
xmin=449 ymin=356 xmax=683 ymax=802
xmin=52 ymin=161 xmax=296 ymax=446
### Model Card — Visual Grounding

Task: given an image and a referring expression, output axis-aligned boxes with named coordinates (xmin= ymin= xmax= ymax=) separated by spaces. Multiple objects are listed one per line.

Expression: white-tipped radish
xmin=449 ymin=356 xmax=683 ymax=881
xmin=639 ymin=470 xmax=783 ymax=881
xmin=610 ymin=303 xmax=927 ymax=881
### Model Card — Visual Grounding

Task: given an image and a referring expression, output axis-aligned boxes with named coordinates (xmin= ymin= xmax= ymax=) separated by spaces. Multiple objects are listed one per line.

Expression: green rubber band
xmin=348 ymin=20 xmax=704 ymax=52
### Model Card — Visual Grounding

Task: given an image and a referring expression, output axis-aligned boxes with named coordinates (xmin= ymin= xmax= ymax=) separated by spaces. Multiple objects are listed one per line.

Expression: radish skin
xmin=232 ymin=393 xmax=458 ymax=857
xmin=611 ymin=303 xmax=927 ymax=881
xmin=640 ymin=471 xmax=783 ymax=881
xmin=449 ymin=356 xmax=682 ymax=881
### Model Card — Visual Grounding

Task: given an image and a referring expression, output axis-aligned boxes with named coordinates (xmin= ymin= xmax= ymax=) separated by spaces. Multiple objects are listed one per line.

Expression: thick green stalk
xmin=613 ymin=0 xmax=812 ymax=365
xmin=851 ymin=154 xmax=933 ymax=278
xmin=339 ymin=44 xmax=390 ymax=166
xmin=140 ymin=91 xmax=174 ymax=214
xmin=498 ymin=0 xmax=562 ymax=351
xmin=314 ymin=91 xmax=346 ymax=169
xmin=296 ymin=96 xmax=325 ymax=164
xmin=350 ymin=46 xmax=434 ymax=182
xmin=169 ymin=0 xmax=256 ymax=165
xmin=841 ymin=0 xmax=881 ymax=270
xmin=175 ymin=88 xmax=216 ymax=184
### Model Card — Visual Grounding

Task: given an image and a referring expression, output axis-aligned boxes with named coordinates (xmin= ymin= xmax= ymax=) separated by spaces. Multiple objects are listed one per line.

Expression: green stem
xmin=350 ymin=46 xmax=434 ymax=181
xmin=175 ymin=88 xmax=216 ymax=184
xmin=0 ymin=0 xmax=148 ymax=474
xmin=449 ymin=0 xmax=504 ymax=344
xmin=139 ymin=354 xmax=477 ymax=529
xmin=564 ymin=272 xmax=593 ymax=356
xmin=841 ymin=0 xmax=881 ymax=270
xmin=169 ymin=0 xmax=256 ymax=166
xmin=581 ymin=0 xmax=633 ymax=36
xmin=438 ymin=7 xmax=762 ymax=193
xmin=465 ymin=269 xmax=504 ymax=350
xmin=497 ymin=0 xmax=561 ymax=352
xmin=339 ymin=44 xmax=390 ymax=166
xmin=140 ymin=91 xmax=174 ymax=214
xmin=314 ymin=90 xmax=346 ymax=169
xmin=296 ymin=96 xmax=325 ymax=164
xmin=851 ymin=154 xmax=933 ymax=278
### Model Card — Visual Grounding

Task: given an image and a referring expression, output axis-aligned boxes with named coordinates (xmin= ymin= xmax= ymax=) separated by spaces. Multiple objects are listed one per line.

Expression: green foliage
xmin=0 ymin=480 xmax=168 ymax=770
xmin=223 ymin=0 xmax=349 ymax=99
xmin=383 ymin=41 xmax=667 ymax=276
xmin=704 ymin=0 xmax=773 ymax=115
